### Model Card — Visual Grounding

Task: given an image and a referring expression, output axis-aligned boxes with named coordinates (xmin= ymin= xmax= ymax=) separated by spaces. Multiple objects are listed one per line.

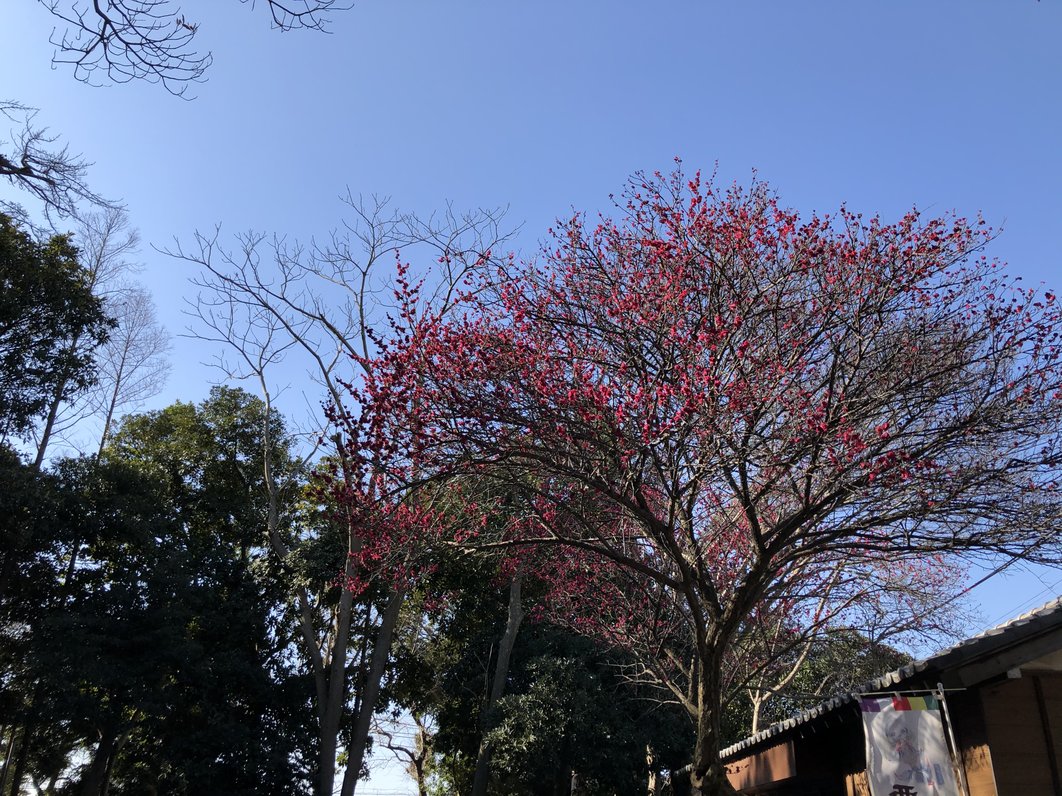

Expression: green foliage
xmin=748 ymin=630 xmax=911 ymax=736
xmin=0 ymin=213 xmax=112 ymax=440
xmin=484 ymin=628 xmax=693 ymax=795
xmin=718 ymin=629 xmax=913 ymax=746
xmin=107 ymin=386 xmax=299 ymax=549
xmin=0 ymin=444 xmax=69 ymax=618
xmin=391 ymin=554 xmax=693 ymax=796
xmin=0 ymin=388 xmax=315 ymax=795
xmin=94 ymin=388 xmax=312 ymax=793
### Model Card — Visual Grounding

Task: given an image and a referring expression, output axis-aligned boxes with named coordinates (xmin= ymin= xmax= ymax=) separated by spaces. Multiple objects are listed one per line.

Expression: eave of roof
xmin=721 ymin=595 xmax=1062 ymax=760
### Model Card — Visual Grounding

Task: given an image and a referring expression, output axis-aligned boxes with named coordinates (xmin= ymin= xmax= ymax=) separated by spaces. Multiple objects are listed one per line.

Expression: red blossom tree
xmin=342 ymin=167 xmax=1062 ymax=794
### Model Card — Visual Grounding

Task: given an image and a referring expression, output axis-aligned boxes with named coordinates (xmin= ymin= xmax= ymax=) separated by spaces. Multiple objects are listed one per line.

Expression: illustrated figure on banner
xmin=885 ymin=715 xmax=933 ymax=784
xmin=860 ymin=696 xmax=960 ymax=796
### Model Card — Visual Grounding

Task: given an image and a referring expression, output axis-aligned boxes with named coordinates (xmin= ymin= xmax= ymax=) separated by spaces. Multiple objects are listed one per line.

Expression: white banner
xmin=860 ymin=695 xmax=961 ymax=796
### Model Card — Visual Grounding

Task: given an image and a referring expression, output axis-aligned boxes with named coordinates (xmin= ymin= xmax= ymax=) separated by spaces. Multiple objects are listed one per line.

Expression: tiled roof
xmin=720 ymin=595 xmax=1062 ymax=759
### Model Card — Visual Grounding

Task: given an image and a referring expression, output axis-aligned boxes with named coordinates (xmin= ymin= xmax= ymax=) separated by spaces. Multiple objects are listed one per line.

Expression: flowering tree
xmin=529 ymin=530 xmax=967 ymax=739
xmin=347 ymin=167 xmax=1062 ymax=794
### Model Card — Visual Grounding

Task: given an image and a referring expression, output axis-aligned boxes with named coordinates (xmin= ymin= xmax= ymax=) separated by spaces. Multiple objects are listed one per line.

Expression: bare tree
xmin=172 ymin=195 xmax=512 ymax=796
xmin=33 ymin=207 xmax=170 ymax=464
xmin=375 ymin=713 xmax=434 ymax=796
xmin=36 ymin=0 xmax=354 ymax=96
xmin=89 ymin=286 xmax=171 ymax=455
xmin=0 ymin=101 xmax=115 ymax=221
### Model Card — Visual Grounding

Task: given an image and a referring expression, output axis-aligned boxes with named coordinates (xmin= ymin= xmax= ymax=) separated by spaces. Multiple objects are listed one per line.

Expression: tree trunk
xmin=78 ymin=725 xmax=120 ymax=796
xmin=8 ymin=720 xmax=33 ymax=796
xmin=0 ymin=726 xmax=16 ymax=795
xmin=689 ymin=649 xmax=738 ymax=796
xmin=98 ymin=728 xmax=129 ymax=796
xmin=749 ymin=692 xmax=764 ymax=736
xmin=32 ymin=382 xmax=66 ymax=469
xmin=95 ymin=377 xmax=122 ymax=458
xmin=412 ymin=715 xmax=431 ymax=796
xmin=316 ymin=580 xmax=354 ymax=796
xmin=339 ymin=587 xmax=406 ymax=796
xmin=470 ymin=573 xmax=525 ymax=796
xmin=256 ymin=395 xmax=344 ymax=796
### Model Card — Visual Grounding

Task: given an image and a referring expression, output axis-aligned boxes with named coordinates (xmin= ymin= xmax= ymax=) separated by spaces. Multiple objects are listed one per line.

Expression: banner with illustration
xmin=860 ymin=694 xmax=961 ymax=796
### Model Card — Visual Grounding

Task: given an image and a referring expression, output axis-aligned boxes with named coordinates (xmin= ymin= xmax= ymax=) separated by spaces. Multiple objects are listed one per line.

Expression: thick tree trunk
xmin=78 ymin=724 xmax=120 ymax=796
xmin=340 ymin=588 xmax=406 ymax=796
xmin=316 ymin=579 xmax=355 ymax=796
xmin=470 ymin=574 xmax=525 ymax=796
xmin=411 ymin=715 xmax=431 ymax=796
xmin=689 ymin=650 xmax=738 ymax=796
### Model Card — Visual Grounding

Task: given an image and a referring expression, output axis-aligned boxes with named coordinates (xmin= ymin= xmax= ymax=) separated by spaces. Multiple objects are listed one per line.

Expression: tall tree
xmin=174 ymin=195 xmax=511 ymax=795
xmin=31 ymin=207 xmax=170 ymax=464
xmin=0 ymin=213 xmax=111 ymax=446
xmin=88 ymin=285 xmax=171 ymax=455
xmin=347 ymin=167 xmax=1062 ymax=794
xmin=1 ymin=389 xmax=314 ymax=796
xmin=83 ymin=389 xmax=312 ymax=794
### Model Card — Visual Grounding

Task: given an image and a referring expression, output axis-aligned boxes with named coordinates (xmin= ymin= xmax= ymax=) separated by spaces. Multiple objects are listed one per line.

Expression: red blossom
xmin=329 ymin=165 xmax=1062 ymax=788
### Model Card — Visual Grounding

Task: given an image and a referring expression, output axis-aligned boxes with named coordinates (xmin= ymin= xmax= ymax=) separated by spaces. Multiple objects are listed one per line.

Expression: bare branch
xmin=0 ymin=100 xmax=116 ymax=220
xmin=170 ymin=196 xmax=512 ymax=453
xmin=36 ymin=0 xmax=354 ymax=97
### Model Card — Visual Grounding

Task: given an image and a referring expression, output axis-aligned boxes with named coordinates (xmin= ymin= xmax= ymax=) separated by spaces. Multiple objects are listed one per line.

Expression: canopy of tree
xmin=0 ymin=389 xmax=315 ymax=795
xmin=342 ymin=167 xmax=1062 ymax=794
xmin=0 ymin=213 xmax=111 ymax=440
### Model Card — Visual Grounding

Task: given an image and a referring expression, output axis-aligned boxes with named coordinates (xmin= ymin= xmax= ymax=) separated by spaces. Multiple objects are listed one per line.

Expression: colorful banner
xmin=860 ymin=695 xmax=961 ymax=796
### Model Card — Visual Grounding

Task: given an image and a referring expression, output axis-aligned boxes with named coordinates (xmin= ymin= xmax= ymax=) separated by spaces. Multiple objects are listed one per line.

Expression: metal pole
xmin=937 ymin=682 xmax=970 ymax=796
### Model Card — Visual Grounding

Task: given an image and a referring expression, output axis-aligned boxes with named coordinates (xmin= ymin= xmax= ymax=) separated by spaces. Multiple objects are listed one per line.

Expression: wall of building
xmin=945 ymin=687 xmax=996 ymax=796
xmin=979 ymin=672 xmax=1062 ymax=795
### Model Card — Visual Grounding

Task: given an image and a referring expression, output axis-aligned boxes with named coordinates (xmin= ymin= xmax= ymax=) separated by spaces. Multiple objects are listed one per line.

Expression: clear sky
xmin=4 ymin=2 xmax=1062 ymax=789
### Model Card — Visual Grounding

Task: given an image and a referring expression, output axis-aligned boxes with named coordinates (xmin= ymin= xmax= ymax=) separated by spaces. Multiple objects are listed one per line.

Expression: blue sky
xmin=4 ymin=1 xmax=1062 ymax=785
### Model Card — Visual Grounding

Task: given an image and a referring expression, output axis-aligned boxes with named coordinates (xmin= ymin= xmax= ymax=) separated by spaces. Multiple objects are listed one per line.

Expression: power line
xmin=983 ymin=569 xmax=1062 ymax=629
